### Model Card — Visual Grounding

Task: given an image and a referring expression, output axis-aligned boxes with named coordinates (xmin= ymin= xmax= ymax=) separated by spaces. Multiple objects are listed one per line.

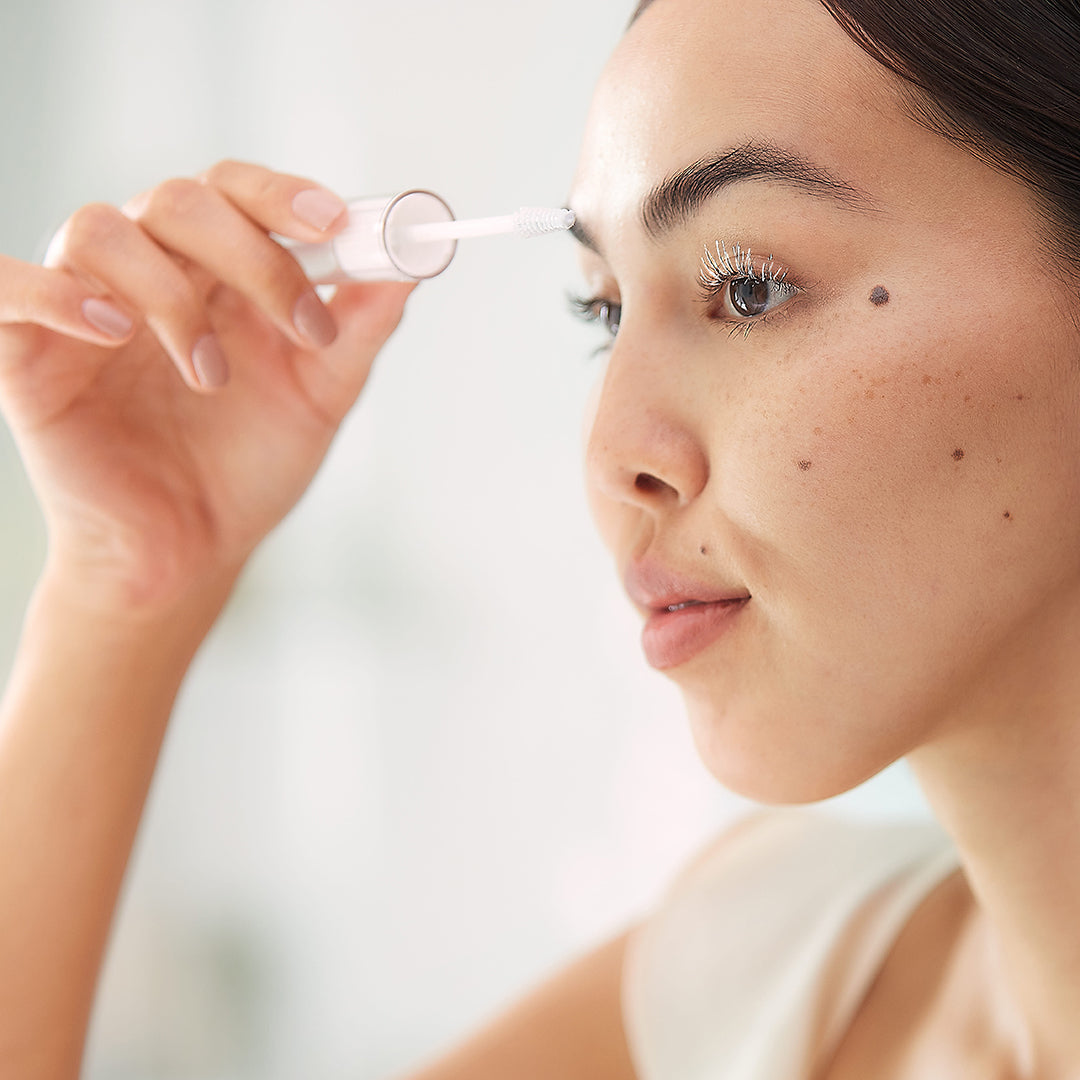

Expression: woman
xmin=2 ymin=0 xmax=1079 ymax=1075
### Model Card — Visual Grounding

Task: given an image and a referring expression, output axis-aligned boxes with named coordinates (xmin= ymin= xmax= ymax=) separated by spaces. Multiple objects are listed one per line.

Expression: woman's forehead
xmin=571 ymin=0 xmax=909 ymax=223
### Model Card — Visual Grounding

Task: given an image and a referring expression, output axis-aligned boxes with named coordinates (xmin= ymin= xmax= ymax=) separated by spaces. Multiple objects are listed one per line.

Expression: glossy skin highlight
xmin=569 ymin=0 xmax=1080 ymax=805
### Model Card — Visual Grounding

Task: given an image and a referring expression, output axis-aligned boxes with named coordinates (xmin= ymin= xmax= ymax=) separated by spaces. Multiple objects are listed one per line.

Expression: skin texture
xmin=569 ymin=0 xmax=1080 ymax=1075
xmin=1 ymin=4 xmax=1079 ymax=1077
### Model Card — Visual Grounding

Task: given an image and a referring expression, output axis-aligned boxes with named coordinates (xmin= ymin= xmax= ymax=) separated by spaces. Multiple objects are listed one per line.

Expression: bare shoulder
xmin=395 ymin=924 xmax=640 ymax=1080
xmin=391 ymin=815 xmax=777 ymax=1080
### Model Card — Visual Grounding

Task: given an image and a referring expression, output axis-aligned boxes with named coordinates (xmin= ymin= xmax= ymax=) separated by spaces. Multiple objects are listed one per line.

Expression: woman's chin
xmin=682 ymin=692 xmax=906 ymax=806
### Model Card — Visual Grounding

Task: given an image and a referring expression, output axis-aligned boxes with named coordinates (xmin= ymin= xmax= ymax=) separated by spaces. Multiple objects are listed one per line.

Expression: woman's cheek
xmin=732 ymin=308 xmax=1080 ymax=645
xmin=725 ymin=330 xmax=1025 ymax=589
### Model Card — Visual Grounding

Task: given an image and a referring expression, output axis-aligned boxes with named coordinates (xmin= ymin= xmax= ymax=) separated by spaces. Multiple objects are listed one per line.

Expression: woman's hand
xmin=0 ymin=160 xmax=415 ymax=612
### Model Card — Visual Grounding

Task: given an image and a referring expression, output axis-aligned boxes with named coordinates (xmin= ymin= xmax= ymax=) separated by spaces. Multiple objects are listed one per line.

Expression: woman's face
xmin=570 ymin=0 xmax=1080 ymax=802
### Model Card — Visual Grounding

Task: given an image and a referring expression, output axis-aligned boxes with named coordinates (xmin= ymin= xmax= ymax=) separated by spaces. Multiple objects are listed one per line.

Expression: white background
xmin=0 ymin=2 xmax=930 ymax=1078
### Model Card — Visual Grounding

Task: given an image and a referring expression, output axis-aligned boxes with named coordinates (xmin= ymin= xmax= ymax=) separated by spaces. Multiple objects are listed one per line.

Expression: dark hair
xmin=629 ymin=0 xmax=1080 ymax=272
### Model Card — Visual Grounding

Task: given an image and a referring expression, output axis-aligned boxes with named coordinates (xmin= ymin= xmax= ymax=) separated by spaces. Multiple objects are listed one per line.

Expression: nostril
xmin=635 ymin=472 xmax=673 ymax=497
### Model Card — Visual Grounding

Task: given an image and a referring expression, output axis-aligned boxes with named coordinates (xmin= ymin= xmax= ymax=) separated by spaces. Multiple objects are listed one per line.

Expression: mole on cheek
xmin=870 ymin=286 xmax=890 ymax=306
xmin=953 ymin=448 xmax=965 ymax=461
xmin=798 ymin=460 xmax=813 ymax=471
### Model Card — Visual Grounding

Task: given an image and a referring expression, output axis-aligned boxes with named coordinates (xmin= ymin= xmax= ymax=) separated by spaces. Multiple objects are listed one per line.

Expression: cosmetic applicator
xmin=284 ymin=190 xmax=575 ymax=284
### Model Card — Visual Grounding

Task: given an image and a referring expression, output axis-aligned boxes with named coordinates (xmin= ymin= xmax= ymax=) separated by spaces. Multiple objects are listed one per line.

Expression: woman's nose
xmin=584 ymin=338 xmax=709 ymax=514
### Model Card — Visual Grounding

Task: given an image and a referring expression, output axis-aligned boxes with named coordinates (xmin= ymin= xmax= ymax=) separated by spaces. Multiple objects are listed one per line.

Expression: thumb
xmin=325 ymin=280 xmax=417 ymax=370
xmin=302 ymin=280 xmax=418 ymax=422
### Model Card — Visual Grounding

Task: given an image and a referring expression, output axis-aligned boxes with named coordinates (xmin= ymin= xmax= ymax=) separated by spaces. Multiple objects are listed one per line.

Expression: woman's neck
xmin=908 ymin=598 xmax=1080 ymax=1079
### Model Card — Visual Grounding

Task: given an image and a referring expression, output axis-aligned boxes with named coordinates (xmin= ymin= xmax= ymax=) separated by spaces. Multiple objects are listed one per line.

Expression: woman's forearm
xmin=0 ymin=566 xmax=237 ymax=1080
xmin=0 ymin=160 xmax=411 ymax=1080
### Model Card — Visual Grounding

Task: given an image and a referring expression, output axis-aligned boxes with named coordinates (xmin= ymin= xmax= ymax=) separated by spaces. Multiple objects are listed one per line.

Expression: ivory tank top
xmin=621 ymin=807 xmax=960 ymax=1080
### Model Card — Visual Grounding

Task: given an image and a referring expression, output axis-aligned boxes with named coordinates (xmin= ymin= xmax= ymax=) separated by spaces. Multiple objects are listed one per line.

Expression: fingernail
xmin=192 ymin=333 xmax=230 ymax=389
xmin=293 ymin=292 xmax=338 ymax=348
xmin=292 ymin=188 xmax=347 ymax=232
xmin=82 ymin=297 xmax=133 ymax=338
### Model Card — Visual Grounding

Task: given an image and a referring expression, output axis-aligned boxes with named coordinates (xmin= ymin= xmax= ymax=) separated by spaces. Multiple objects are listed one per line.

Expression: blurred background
xmin=0 ymin=1 xmax=932 ymax=1078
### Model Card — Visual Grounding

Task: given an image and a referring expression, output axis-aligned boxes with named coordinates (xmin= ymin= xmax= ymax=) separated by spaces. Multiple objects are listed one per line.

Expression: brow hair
xmin=628 ymin=0 xmax=657 ymax=26
xmin=567 ymin=140 xmax=875 ymax=259
xmin=641 ymin=141 xmax=877 ymax=237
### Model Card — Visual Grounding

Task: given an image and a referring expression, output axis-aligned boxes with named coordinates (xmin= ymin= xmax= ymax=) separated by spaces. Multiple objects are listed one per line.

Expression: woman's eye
xmin=721 ymin=276 xmax=799 ymax=320
xmin=569 ymin=294 xmax=622 ymax=338
xmin=698 ymin=244 xmax=802 ymax=332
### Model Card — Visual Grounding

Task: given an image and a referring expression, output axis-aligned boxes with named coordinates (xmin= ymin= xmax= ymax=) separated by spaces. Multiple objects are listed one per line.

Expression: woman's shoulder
xmin=621 ymin=807 xmax=957 ymax=1080
xmin=656 ymin=806 xmax=952 ymax=908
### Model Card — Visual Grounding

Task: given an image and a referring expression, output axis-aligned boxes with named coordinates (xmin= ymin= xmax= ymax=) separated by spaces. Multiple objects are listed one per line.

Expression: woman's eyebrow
xmin=569 ymin=218 xmax=602 ymax=255
xmin=641 ymin=140 xmax=880 ymax=238
xmin=568 ymin=139 xmax=879 ymax=258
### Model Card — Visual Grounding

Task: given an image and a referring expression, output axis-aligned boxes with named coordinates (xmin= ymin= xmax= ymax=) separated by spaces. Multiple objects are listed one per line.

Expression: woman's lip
xmin=624 ymin=558 xmax=750 ymax=614
xmin=641 ymin=597 xmax=749 ymax=670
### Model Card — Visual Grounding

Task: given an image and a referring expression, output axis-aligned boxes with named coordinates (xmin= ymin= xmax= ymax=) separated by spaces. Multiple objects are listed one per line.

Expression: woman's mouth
xmin=642 ymin=597 xmax=749 ymax=669
xmin=624 ymin=559 xmax=751 ymax=670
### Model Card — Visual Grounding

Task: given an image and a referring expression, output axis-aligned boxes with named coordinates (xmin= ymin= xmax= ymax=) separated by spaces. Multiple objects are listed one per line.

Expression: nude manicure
xmin=192 ymin=333 xmax=230 ymax=389
xmin=293 ymin=293 xmax=338 ymax=348
xmin=292 ymin=188 xmax=347 ymax=232
xmin=82 ymin=297 xmax=133 ymax=338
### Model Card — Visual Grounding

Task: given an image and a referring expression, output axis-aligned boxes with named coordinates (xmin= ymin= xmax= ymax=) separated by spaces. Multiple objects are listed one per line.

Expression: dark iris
xmin=597 ymin=300 xmax=620 ymax=336
xmin=730 ymin=279 xmax=771 ymax=317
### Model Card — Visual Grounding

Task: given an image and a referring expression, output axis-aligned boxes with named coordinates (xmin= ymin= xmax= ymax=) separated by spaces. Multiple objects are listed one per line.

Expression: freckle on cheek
xmin=953 ymin=448 xmax=965 ymax=461
xmin=1003 ymin=510 xmax=1012 ymax=520
xmin=870 ymin=286 xmax=890 ymax=306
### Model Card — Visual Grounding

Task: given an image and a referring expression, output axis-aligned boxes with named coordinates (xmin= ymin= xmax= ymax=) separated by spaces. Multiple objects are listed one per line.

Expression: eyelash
xmin=698 ymin=240 xmax=800 ymax=339
xmin=569 ymin=239 xmax=801 ymax=350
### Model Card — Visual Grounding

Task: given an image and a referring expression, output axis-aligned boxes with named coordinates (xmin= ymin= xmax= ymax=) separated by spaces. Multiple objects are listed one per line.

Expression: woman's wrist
xmin=9 ymin=554 xmax=246 ymax=711
xmin=34 ymin=545 xmax=245 ymax=635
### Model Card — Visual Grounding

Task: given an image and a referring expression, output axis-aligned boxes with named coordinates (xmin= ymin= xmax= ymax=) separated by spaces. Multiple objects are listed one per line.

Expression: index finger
xmin=185 ymin=160 xmax=350 ymax=242
xmin=0 ymin=254 xmax=135 ymax=345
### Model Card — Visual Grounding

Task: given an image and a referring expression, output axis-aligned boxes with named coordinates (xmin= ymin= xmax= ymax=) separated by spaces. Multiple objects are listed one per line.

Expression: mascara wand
xmin=284 ymin=191 xmax=576 ymax=284
xmin=402 ymin=207 xmax=577 ymax=243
